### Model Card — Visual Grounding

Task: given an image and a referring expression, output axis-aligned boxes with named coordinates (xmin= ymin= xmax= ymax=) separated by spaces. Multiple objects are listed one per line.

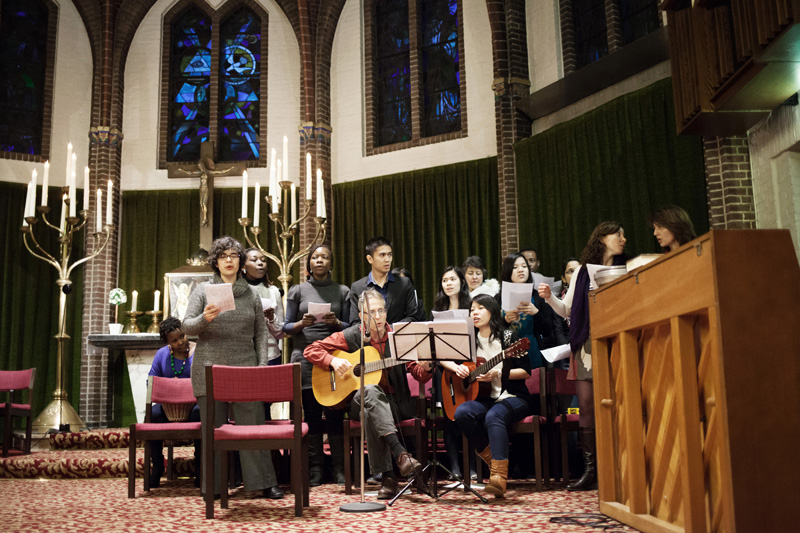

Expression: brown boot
xmin=477 ymin=445 xmax=492 ymax=467
xmin=566 ymin=427 xmax=597 ymax=491
xmin=484 ymin=459 xmax=508 ymax=497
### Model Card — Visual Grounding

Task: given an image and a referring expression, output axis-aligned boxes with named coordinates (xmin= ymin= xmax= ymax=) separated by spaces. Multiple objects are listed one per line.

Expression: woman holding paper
xmin=182 ymin=236 xmax=283 ymax=500
xmin=284 ymin=244 xmax=350 ymax=486
xmin=538 ymin=221 xmax=627 ymax=491
xmin=242 ymin=247 xmax=285 ymax=365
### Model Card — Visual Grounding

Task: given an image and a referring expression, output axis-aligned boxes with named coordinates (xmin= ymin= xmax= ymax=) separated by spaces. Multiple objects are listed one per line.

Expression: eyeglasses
xmin=218 ymin=253 xmax=239 ymax=262
xmin=364 ymin=308 xmax=386 ymax=318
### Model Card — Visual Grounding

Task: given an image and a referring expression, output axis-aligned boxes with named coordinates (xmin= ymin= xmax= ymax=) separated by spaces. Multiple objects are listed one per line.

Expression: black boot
xmin=308 ymin=434 xmax=324 ymax=487
xmin=567 ymin=427 xmax=597 ymax=491
xmin=193 ymin=440 xmax=202 ymax=488
xmin=328 ymin=433 xmax=346 ymax=485
xmin=150 ymin=442 xmax=165 ymax=488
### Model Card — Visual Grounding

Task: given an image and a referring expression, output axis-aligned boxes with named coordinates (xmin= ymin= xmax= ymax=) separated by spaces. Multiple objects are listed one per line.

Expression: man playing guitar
xmin=303 ymin=289 xmax=433 ymax=499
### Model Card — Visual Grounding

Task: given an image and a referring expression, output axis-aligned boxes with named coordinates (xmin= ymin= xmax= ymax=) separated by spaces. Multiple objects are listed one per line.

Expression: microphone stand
xmin=340 ymin=294 xmax=386 ymax=513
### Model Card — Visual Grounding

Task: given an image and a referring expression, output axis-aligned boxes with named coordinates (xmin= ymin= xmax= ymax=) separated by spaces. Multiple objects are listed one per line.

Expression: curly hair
xmin=208 ymin=236 xmax=245 ymax=275
xmin=461 ymin=256 xmax=488 ymax=281
xmin=432 ymin=266 xmax=471 ymax=312
xmin=580 ymin=221 xmax=622 ymax=265
xmin=159 ymin=316 xmax=182 ymax=343
xmin=306 ymin=244 xmax=334 ymax=280
xmin=648 ymin=205 xmax=696 ymax=249
xmin=471 ymin=294 xmax=506 ymax=344
xmin=499 ymin=253 xmax=532 ymax=283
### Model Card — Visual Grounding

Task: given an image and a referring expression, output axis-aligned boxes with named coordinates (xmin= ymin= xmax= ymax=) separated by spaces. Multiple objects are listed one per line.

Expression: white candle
xmin=282 ymin=135 xmax=289 ymax=183
xmin=276 ymin=160 xmax=282 ymax=206
xmin=253 ymin=182 xmax=260 ymax=227
xmin=153 ymin=290 xmax=161 ymax=312
xmin=269 ymin=148 xmax=276 ymax=197
xmin=41 ymin=161 xmax=49 ymax=206
xmin=306 ymin=152 xmax=312 ymax=199
xmin=241 ymin=170 xmax=248 ymax=218
xmin=30 ymin=170 xmax=38 ymax=215
xmin=69 ymin=170 xmax=76 ymax=217
xmin=316 ymin=170 xmax=322 ymax=217
xmin=60 ymin=194 xmax=67 ymax=232
xmin=291 ymin=184 xmax=297 ymax=223
xmin=96 ymin=189 xmax=102 ymax=233
xmin=83 ymin=167 xmax=90 ymax=213
xmin=106 ymin=180 xmax=112 ymax=225
xmin=23 ymin=181 xmax=32 ymax=225
xmin=65 ymin=143 xmax=72 ymax=187
xmin=71 ymin=153 xmax=77 ymax=188
xmin=131 ymin=290 xmax=138 ymax=313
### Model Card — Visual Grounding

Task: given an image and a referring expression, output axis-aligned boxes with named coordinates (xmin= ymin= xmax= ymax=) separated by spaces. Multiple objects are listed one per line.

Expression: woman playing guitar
xmin=440 ymin=294 xmax=533 ymax=498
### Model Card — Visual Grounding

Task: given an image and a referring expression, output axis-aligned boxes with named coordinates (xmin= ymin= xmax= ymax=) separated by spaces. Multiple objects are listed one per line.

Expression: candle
xmin=269 ymin=148 xmax=276 ymax=197
xmin=131 ymin=290 xmax=138 ymax=312
xmin=69 ymin=170 xmax=76 ymax=217
xmin=306 ymin=152 xmax=312 ymax=199
xmin=96 ymin=189 xmax=102 ymax=233
xmin=71 ymin=153 xmax=77 ymax=189
xmin=241 ymin=170 xmax=248 ymax=218
xmin=291 ymin=184 xmax=297 ymax=223
xmin=60 ymin=194 xmax=67 ymax=232
xmin=30 ymin=169 xmax=38 ymax=215
xmin=253 ymin=182 xmax=260 ymax=227
xmin=23 ymin=181 xmax=32 ymax=225
xmin=42 ymin=161 xmax=49 ymax=206
xmin=106 ymin=180 xmax=112 ymax=225
xmin=276 ymin=160 xmax=282 ymax=205
xmin=316 ymin=170 xmax=322 ymax=218
xmin=66 ymin=143 xmax=72 ymax=187
xmin=83 ymin=167 xmax=90 ymax=212
xmin=282 ymin=135 xmax=289 ymax=183
xmin=153 ymin=290 xmax=161 ymax=312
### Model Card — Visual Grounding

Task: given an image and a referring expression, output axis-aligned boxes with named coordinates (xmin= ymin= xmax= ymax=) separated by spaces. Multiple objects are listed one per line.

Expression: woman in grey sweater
xmin=182 ymin=236 xmax=283 ymax=500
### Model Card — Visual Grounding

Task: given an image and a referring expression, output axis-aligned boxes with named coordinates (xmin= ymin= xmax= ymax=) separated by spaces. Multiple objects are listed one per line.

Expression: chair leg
xmin=220 ymin=450 xmax=229 ymax=509
xmin=462 ymin=434 xmax=471 ymax=489
xmin=143 ymin=441 xmax=151 ymax=492
xmin=205 ymin=436 xmax=214 ymax=519
xmin=24 ymin=413 xmax=32 ymax=455
xmin=128 ymin=427 xmax=137 ymax=498
xmin=534 ymin=429 xmax=543 ymax=492
xmin=167 ymin=443 xmax=175 ymax=480
xmin=3 ymin=407 xmax=11 ymax=458
xmin=293 ymin=444 xmax=302 ymax=517
xmin=560 ymin=423 xmax=570 ymax=488
xmin=343 ymin=422 xmax=352 ymax=495
xmin=302 ymin=439 xmax=309 ymax=506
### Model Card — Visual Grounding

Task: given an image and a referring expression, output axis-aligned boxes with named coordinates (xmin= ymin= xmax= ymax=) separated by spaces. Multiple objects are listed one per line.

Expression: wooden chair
xmin=342 ymin=372 xmax=428 ymax=494
xmin=204 ymin=363 xmax=308 ymax=518
xmin=128 ymin=376 xmax=201 ymax=497
xmin=549 ymin=367 xmax=578 ymax=488
xmin=1 ymin=368 xmax=36 ymax=457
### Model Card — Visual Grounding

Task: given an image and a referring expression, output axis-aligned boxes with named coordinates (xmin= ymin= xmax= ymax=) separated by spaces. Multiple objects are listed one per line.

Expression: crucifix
xmin=168 ymin=141 xmax=245 ymax=251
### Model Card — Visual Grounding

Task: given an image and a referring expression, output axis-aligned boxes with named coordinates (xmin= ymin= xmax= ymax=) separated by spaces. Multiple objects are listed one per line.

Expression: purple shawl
xmin=569 ymin=256 xmax=625 ymax=353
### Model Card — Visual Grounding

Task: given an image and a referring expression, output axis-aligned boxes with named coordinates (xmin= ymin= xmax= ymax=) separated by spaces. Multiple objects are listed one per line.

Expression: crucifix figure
xmin=168 ymin=141 xmax=245 ymax=251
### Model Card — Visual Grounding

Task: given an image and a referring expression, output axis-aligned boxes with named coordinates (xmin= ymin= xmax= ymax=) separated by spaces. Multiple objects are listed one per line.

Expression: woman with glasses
xmin=182 ymin=236 xmax=283 ymax=500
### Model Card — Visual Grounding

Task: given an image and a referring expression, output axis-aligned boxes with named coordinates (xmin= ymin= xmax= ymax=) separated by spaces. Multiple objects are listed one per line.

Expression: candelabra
xmin=21 ymin=194 xmax=115 ymax=434
xmin=238 ymin=180 xmax=327 ymax=363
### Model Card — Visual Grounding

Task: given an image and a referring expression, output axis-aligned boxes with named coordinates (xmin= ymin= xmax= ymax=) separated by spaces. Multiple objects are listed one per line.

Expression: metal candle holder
xmin=124 ymin=311 xmax=144 ymax=334
xmin=145 ymin=310 xmax=163 ymax=334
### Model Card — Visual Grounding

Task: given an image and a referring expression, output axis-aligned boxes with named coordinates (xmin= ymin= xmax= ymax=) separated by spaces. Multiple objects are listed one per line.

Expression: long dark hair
xmin=500 ymin=253 xmax=532 ymax=283
xmin=433 ymin=266 xmax=471 ymax=312
xmin=471 ymin=294 xmax=507 ymax=345
xmin=580 ymin=221 xmax=622 ymax=265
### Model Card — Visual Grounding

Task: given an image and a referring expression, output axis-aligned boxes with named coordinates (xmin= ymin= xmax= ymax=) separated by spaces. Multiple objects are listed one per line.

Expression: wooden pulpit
xmin=589 ymin=229 xmax=800 ymax=533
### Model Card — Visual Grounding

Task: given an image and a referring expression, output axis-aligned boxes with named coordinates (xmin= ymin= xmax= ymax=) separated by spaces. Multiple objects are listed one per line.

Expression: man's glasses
xmin=364 ymin=308 xmax=386 ymax=318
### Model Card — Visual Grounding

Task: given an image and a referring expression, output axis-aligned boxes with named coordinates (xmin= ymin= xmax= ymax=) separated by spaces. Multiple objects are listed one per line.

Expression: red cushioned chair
xmin=342 ymin=372 xmax=427 ymax=495
xmin=549 ymin=367 xmax=578 ymax=488
xmin=1 ymin=368 xmax=36 ymax=457
xmin=204 ymin=363 xmax=308 ymax=518
xmin=128 ymin=376 xmax=202 ymax=497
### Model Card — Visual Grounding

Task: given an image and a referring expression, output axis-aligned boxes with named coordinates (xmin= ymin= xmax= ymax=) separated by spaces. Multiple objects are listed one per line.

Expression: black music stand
xmin=387 ymin=320 xmax=488 ymax=504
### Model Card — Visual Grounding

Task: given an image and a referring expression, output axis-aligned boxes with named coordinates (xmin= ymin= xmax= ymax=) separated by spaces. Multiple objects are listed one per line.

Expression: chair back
xmin=550 ymin=367 xmax=576 ymax=396
xmin=207 ymin=364 xmax=299 ymax=404
xmin=524 ymin=367 xmax=543 ymax=395
xmin=150 ymin=376 xmax=197 ymax=404
xmin=0 ymin=368 xmax=36 ymax=393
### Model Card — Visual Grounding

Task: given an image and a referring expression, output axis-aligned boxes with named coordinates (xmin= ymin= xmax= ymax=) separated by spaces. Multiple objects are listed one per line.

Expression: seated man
xmin=304 ymin=289 xmax=432 ymax=499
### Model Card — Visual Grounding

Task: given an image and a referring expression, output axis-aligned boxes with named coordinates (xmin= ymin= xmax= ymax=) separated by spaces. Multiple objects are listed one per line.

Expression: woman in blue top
xmin=147 ymin=316 xmax=199 ymax=488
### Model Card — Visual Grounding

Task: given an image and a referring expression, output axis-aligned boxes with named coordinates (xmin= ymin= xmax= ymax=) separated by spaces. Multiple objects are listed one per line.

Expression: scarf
xmin=569 ymin=255 xmax=626 ymax=353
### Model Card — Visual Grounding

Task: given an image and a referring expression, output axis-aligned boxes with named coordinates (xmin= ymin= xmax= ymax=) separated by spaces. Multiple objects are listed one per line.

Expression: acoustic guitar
xmin=311 ymin=346 xmax=408 ymax=407
xmin=440 ymin=337 xmax=530 ymax=420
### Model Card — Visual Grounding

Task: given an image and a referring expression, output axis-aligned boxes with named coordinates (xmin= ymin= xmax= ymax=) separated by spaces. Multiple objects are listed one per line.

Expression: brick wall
xmin=703 ymin=136 xmax=757 ymax=230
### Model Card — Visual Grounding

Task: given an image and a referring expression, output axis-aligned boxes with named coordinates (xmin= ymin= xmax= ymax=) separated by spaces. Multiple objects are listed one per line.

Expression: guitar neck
xmin=466 ymin=350 xmax=507 ymax=384
xmin=362 ymin=357 xmax=405 ymax=376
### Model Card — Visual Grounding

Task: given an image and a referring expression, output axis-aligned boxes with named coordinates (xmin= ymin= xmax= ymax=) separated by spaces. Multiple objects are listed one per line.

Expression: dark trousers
xmin=454 ymin=397 xmax=530 ymax=461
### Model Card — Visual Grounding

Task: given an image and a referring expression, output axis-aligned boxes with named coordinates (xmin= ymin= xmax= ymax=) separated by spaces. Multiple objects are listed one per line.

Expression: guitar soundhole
xmin=352 ymin=365 xmax=362 ymax=378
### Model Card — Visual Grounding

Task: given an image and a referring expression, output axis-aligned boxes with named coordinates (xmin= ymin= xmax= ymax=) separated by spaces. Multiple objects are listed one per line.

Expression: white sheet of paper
xmin=532 ymin=273 xmax=557 ymax=293
xmin=308 ymin=302 xmax=331 ymax=323
xmin=260 ymin=298 xmax=276 ymax=311
xmin=542 ymin=343 xmax=572 ymax=363
xmin=390 ymin=320 xmax=473 ymax=363
xmin=501 ymin=282 xmax=534 ymax=312
xmin=584 ymin=264 xmax=605 ymax=291
xmin=432 ymin=310 xmax=474 ymax=355
xmin=204 ymin=283 xmax=235 ymax=313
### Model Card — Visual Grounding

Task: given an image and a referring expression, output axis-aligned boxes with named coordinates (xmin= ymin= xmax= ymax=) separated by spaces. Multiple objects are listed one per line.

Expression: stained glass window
xmin=375 ymin=0 xmax=411 ymax=147
xmin=168 ymin=7 xmax=211 ymax=162
xmin=573 ymin=0 xmax=608 ymax=69
xmin=0 ymin=0 xmax=49 ymax=155
xmin=218 ymin=9 xmax=261 ymax=162
xmin=420 ymin=0 xmax=460 ymax=137
xmin=620 ymin=0 xmax=660 ymax=46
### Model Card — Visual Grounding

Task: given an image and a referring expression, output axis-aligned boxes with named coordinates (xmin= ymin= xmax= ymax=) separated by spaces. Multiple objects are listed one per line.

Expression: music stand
xmin=387 ymin=320 xmax=488 ymax=504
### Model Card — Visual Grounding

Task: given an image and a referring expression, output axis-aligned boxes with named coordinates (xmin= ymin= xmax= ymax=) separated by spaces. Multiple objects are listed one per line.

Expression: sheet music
xmin=391 ymin=320 xmax=473 ymax=362
xmin=204 ymin=283 xmax=235 ymax=313
xmin=308 ymin=302 xmax=331 ymax=323
xmin=542 ymin=343 xmax=571 ymax=363
xmin=501 ymin=282 xmax=534 ymax=311
xmin=260 ymin=298 xmax=276 ymax=311
xmin=532 ymin=273 xmax=557 ymax=293
xmin=432 ymin=310 xmax=474 ymax=356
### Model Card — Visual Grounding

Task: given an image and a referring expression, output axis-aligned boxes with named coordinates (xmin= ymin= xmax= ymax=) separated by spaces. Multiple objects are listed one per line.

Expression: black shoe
xmin=309 ymin=466 xmax=323 ymax=487
xmin=264 ymin=485 xmax=284 ymax=499
xmin=149 ymin=458 xmax=165 ymax=488
xmin=377 ymin=476 xmax=398 ymax=499
xmin=366 ymin=472 xmax=382 ymax=485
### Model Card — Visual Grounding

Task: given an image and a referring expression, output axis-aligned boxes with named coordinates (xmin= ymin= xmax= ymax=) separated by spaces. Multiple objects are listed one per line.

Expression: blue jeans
xmin=454 ymin=397 xmax=531 ymax=461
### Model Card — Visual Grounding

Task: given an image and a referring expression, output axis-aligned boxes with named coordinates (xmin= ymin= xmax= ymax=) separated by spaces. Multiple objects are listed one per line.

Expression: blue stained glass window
xmin=420 ymin=0 xmax=460 ymax=137
xmin=573 ymin=0 xmax=608 ymax=69
xmin=168 ymin=7 xmax=211 ymax=162
xmin=375 ymin=0 xmax=411 ymax=147
xmin=219 ymin=9 xmax=261 ymax=161
xmin=0 ymin=0 xmax=49 ymax=155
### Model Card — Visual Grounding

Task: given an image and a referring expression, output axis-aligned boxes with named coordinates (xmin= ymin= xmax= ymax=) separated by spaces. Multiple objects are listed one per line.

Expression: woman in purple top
xmin=147 ymin=316 xmax=200 ymax=488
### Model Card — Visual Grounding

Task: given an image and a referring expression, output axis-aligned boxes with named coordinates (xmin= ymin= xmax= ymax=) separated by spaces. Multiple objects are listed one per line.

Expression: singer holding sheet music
xmin=445 ymin=294 xmax=532 ymax=498
xmin=303 ymin=289 xmax=433 ymax=499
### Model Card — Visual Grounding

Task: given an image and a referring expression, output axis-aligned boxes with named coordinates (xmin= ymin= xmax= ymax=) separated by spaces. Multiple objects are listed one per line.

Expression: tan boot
xmin=477 ymin=445 xmax=492 ymax=467
xmin=484 ymin=459 xmax=509 ymax=497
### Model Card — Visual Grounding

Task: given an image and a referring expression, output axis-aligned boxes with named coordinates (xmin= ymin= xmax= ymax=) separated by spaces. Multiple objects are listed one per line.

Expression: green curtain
xmin=515 ymin=78 xmax=708 ymax=277
xmin=332 ymin=157 xmax=500 ymax=315
xmin=0 ymin=182 xmax=84 ymax=425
